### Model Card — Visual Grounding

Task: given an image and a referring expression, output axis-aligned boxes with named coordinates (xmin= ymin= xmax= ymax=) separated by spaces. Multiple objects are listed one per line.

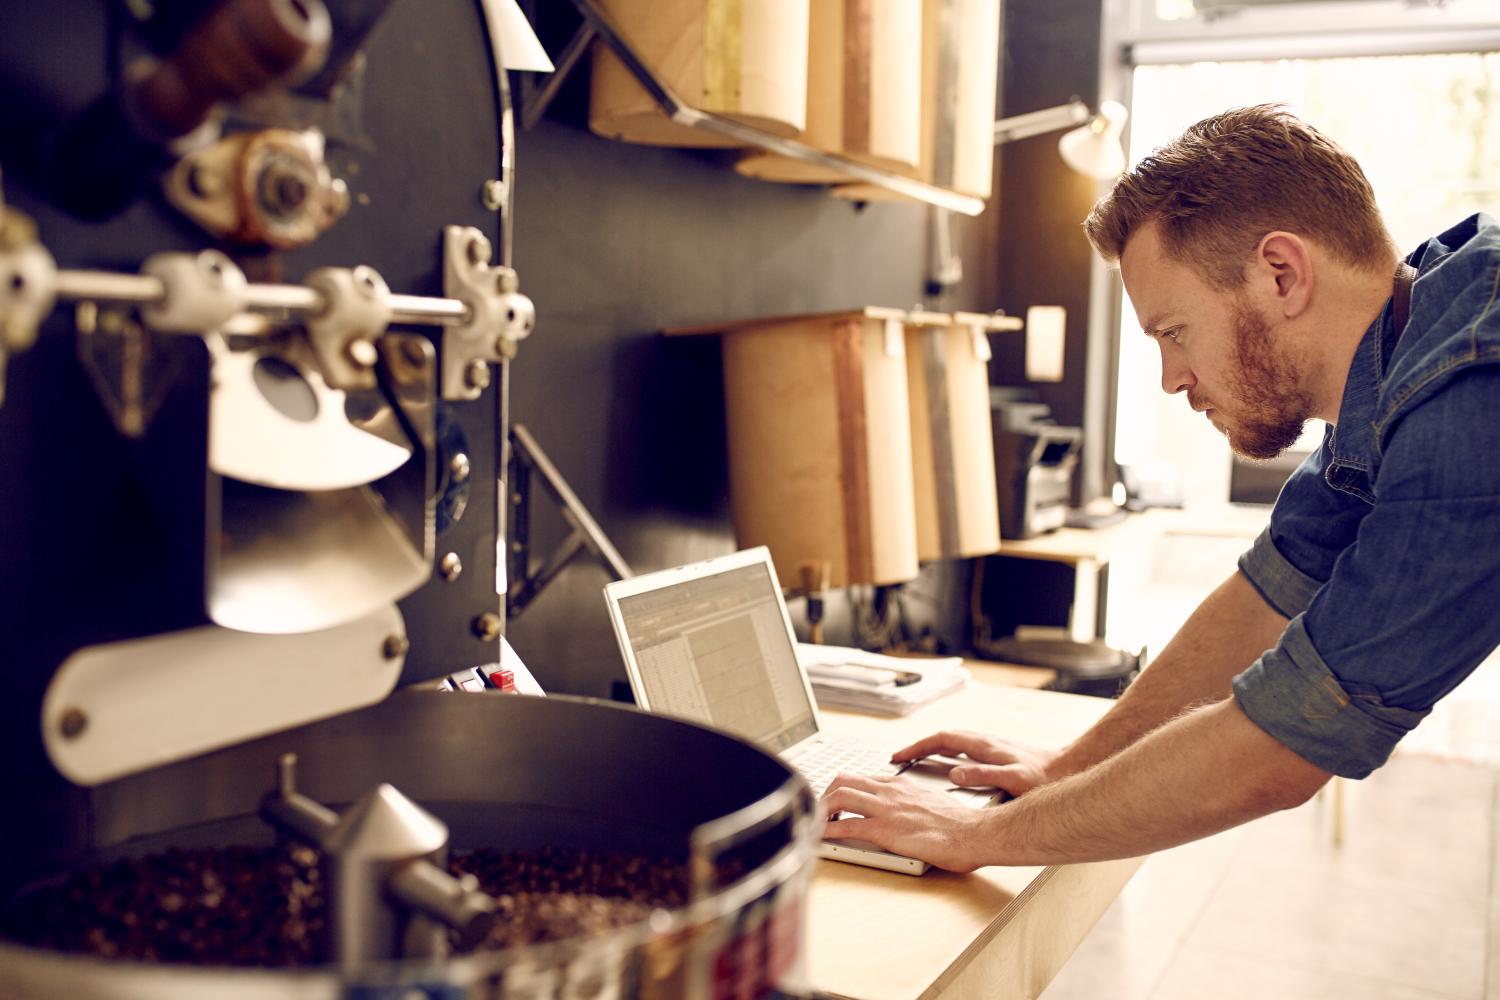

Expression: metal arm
xmin=506 ymin=422 xmax=632 ymax=619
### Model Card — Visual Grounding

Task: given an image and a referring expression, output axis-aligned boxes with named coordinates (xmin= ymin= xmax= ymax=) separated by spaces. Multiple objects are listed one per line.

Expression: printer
xmin=991 ymin=389 xmax=1082 ymax=539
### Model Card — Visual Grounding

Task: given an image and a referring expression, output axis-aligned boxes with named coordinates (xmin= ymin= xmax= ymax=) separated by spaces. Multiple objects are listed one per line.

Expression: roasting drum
xmin=0 ymin=691 xmax=821 ymax=998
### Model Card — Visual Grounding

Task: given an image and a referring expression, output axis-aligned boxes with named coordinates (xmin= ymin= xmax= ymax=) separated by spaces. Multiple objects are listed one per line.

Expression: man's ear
xmin=1252 ymin=232 xmax=1313 ymax=318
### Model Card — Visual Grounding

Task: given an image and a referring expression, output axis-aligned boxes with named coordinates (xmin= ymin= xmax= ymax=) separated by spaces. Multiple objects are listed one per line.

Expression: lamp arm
xmin=993 ymin=99 xmax=1091 ymax=145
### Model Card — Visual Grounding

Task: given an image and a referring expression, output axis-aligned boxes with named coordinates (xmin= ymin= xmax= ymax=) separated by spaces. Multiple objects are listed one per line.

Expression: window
xmin=1113 ymin=46 xmax=1500 ymax=509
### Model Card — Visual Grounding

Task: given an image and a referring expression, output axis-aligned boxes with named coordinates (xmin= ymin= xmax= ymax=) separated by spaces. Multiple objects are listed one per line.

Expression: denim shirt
xmin=1234 ymin=213 xmax=1500 ymax=778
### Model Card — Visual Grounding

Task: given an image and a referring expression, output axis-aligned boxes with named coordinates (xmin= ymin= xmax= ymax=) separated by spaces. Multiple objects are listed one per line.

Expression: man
xmin=822 ymin=104 xmax=1500 ymax=871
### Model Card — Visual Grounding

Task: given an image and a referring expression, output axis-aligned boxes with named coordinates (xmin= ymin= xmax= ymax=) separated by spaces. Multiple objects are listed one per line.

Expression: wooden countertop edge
xmin=919 ymin=857 xmax=1145 ymax=1000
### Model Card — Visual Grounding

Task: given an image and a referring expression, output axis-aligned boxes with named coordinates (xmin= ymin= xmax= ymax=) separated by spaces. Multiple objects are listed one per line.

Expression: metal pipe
xmin=389 ymin=293 xmax=469 ymax=323
xmin=53 ymin=271 xmax=163 ymax=304
xmin=387 ymin=863 xmax=496 ymax=951
xmin=260 ymin=754 xmax=339 ymax=845
xmin=52 ymin=271 xmax=472 ymax=327
xmin=244 ymin=282 xmax=322 ymax=312
xmin=261 ymin=793 xmax=339 ymax=844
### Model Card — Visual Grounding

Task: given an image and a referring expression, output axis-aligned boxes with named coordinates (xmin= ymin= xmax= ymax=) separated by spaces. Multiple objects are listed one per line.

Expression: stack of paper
xmin=796 ymin=644 xmax=969 ymax=716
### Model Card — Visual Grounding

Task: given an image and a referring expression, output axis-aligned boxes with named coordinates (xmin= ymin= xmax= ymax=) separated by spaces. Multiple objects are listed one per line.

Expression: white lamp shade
xmin=1058 ymin=100 xmax=1128 ymax=180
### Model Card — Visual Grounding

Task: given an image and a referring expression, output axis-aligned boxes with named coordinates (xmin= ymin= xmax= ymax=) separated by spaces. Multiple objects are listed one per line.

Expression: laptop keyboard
xmin=787 ymin=736 xmax=904 ymax=797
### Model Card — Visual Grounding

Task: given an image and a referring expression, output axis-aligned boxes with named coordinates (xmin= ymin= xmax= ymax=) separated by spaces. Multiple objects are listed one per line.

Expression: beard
xmin=1212 ymin=300 xmax=1315 ymax=461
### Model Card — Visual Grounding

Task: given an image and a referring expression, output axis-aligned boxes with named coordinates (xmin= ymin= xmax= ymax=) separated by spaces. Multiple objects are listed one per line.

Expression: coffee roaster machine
xmin=0 ymin=2 xmax=817 ymax=996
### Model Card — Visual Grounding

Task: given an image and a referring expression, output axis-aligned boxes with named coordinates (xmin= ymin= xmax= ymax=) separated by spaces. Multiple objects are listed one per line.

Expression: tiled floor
xmin=1040 ymin=512 xmax=1500 ymax=1000
xmin=1041 ymin=741 xmax=1498 ymax=999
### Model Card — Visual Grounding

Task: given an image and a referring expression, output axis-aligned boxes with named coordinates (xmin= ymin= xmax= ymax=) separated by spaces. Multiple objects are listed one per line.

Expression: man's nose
xmin=1159 ymin=343 xmax=1194 ymax=395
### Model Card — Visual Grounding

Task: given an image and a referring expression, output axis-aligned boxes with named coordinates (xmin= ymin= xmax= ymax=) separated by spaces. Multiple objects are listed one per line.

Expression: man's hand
xmin=890 ymin=730 xmax=1060 ymax=797
xmin=820 ymin=773 xmax=991 ymax=872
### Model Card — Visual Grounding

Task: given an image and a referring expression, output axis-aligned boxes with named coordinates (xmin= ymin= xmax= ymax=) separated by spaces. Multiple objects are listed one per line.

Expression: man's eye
xmin=1162 ymin=328 xmax=1182 ymax=343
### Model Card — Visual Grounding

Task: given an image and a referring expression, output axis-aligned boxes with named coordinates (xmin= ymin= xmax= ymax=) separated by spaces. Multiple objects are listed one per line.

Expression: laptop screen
xmin=615 ymin=560 xmax=818 ymax=753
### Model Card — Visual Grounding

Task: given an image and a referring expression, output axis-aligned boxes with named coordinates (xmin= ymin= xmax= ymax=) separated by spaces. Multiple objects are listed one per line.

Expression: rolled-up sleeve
xmin=1237 ymin=428 xmax=1370 ymax=620
xmin=1238 ymin=528 xmax=1324 ymax=620
xmin=1233 ymin=617 xmax=1427 ymax=778
xmin=1234 ymin=367 xmax=1500 ymax=778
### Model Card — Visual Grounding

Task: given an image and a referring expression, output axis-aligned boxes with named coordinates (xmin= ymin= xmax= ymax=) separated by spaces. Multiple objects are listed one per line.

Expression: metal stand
xmin=506 ymin=422 xmax=631 ymax=619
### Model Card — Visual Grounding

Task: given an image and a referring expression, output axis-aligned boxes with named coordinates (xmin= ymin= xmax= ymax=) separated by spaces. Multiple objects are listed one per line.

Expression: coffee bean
xmin=1 ymin=843 xmax=732 ymax=966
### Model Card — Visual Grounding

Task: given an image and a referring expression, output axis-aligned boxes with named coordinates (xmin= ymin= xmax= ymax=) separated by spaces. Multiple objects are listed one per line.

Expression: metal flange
xmin=304 ymin=265 xmax=391 ymax=391
xmin=439 ymin=225 xmax=534 ymax=401
xmin=140 ymin=250 xmax=248 ymax=333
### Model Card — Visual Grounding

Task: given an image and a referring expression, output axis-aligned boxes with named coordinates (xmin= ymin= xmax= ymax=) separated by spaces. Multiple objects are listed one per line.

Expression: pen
xmin=806 ymin=662 xmax=924 ymax=687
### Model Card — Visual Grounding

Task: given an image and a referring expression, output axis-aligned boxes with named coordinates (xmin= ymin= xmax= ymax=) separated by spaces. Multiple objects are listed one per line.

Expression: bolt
xmin=472 ymin=613 xmax=502 ymax=642
xmin=59 ymin=708 xmax=88 ymax=740
xmin=2 ymin=316 xmax=28 ymax=350
xmin=75 ymin=301 xmax=99 ymax=336
xmin=440 ymin=551 xmax=463 ymax=581
xmin=201 ymin=253 xmax=227 ymax=285
xmin=0 ymin=214 xmax=37 ymax=251
xmin=467 ymin=235 xmax=490 ymax=267
xmin=257 ymin=156 xmax=315 ymax=216
xmin=382 ymin=634 xmax=410 ymax=660
xmin=399 ymin=338 xmax=429 ymax=369
xmin=273 ymin=172 xmax=308 ymax=209
xmin=186 ymin=163 xmax=224 ymax=199
xmin=449 ymin=452 xmax=471 ymax=483
xmin=346 ymin=338 xmax=378 ymax=368
xmin=464 ymin=358 xmax=490 ymax=390
xmin=327 ymin=177 xmax=350 ymax=217
xmin=495 ymin=337 xmax=519 ymax=361
xmin=480 ymin=179 xmax=504 ymax=211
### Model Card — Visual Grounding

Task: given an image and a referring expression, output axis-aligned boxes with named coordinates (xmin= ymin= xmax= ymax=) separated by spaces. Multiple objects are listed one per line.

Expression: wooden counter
xmin=806 ymin=666 xmax=1141 ymax=999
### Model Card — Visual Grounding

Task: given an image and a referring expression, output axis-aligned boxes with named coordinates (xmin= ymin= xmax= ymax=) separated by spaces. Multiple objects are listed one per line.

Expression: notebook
xmin=603 ymin=546 xmax=1000 ymax=876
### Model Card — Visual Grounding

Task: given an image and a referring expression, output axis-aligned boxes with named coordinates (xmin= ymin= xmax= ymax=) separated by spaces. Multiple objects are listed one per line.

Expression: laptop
xmin=603 ymin=546 xmax=1001 ymax=876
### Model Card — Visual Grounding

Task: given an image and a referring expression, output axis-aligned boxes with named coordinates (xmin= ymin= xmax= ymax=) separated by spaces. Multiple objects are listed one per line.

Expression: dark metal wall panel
xmin=505 ymin=112 xmax=990 ymax=695
xmin=990 ymin=0 xmax=1106 ymax=504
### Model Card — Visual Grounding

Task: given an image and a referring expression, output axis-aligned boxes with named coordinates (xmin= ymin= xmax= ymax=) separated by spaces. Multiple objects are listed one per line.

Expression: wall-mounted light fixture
xmin=929 ymin=98 xmax=1129 ymax=294
xmin=992 ymin=98 xmax=1129 ymax=181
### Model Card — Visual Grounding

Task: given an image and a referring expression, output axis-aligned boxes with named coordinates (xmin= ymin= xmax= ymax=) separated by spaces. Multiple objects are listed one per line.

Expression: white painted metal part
xmin=481 ymin=0 xmax=555 ymax=72
xmin=43 ymin=605 xmax=406 ymax=785
xmin=207 ymin=334 xmax=412 ymax=491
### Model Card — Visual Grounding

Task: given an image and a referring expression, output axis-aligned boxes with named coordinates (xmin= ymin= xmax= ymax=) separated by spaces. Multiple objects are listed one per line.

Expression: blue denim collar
xmin=1328 ymin=311 xmax=1387 ymax=476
